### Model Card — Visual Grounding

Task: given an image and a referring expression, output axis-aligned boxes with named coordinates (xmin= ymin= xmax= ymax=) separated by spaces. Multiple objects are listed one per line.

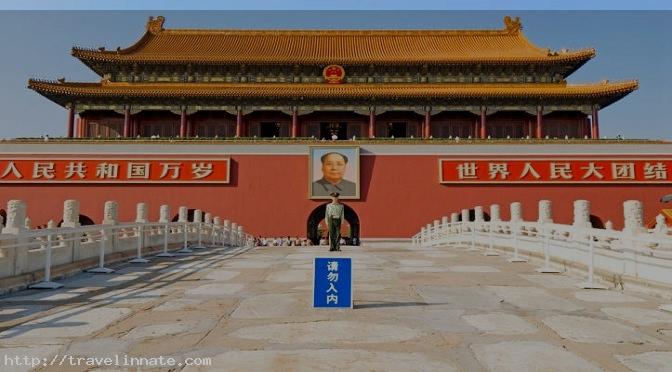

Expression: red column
xmin=67 ymin=104 xmax=75 ymax=138
xmin=536 ymin=107 xmax=543 ymax=139
xmin=527 ymin=120 xmax=533 ymax=138
xmin=123 ymin=108 xmax=130 ymax=138
xmin=186 ymin=119 xmax=193 ymax=138
xmin=473 ymin=119 xmax=479 ymax=138
xmin=132 ymin=117 xmax=138 ymax=137
xmin=591 ymin=107 xmax=600 ymax=139
xmin=479 ymin=108 xmax=486 ymax=139
xmin=180 ymin=108 xmax=187 ymax=138
xmin=236 ymin=109 xmax=242 ymax=137
xmin=75 ymin=117 xmax=81 ymax=138
xmin=291 ymin=109 xmax=298 ymax=138
xmin=424 ymin=110 xmax=431 ymax=138
xmin=368 ymin=109 xmax=375 ymax=138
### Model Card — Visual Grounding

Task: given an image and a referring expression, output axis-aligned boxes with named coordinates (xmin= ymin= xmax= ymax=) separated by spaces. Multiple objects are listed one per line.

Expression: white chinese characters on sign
xmin=326 ymin=260 xmax=339 ymax=305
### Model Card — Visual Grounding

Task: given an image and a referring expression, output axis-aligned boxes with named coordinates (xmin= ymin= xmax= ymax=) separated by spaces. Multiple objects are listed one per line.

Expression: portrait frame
xmin=308 ymin=145 xmax=360 ymax=200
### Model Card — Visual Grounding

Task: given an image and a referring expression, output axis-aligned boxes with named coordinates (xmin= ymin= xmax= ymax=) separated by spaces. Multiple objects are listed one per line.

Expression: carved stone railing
xmin=412 ymin=200 xmax=672 ymax=290
xmin=0 ymin=199 xmax=254 ymax=291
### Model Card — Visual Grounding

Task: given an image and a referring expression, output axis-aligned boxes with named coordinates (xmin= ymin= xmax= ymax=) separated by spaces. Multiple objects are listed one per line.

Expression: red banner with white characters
xmin=439 ymin=158 xmax=672 ymax=184
xmin=0 ymin=158 xmax=230 ymax=183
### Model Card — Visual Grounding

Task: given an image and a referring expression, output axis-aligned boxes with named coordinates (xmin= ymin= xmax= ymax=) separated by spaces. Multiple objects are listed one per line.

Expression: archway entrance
xmin=307 ymin=203 xmax=360 ymax=246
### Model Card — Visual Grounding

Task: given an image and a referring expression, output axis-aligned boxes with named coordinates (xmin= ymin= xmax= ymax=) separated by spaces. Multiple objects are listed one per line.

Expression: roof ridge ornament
xmin=503 ymin=16 xmax=522 ymax=33
xmin=147 ymin=16 xmax=165 ymax=35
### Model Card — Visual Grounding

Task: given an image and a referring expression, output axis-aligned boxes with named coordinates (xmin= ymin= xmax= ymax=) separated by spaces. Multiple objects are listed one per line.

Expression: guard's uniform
xmin=325 ymin=202 xmax=345 ymax=251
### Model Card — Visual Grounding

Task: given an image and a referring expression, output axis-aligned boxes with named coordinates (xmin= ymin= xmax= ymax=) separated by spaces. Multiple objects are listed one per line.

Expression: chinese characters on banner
xmin=0 ymin=159 xmax=230 ymax=183
xmin=313 ymin=257 xmax=352 ymax=308
xmin=439 ymin=159 xmax=672 ymax=183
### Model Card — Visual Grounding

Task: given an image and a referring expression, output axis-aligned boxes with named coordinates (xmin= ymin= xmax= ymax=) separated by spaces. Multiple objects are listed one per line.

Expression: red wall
xmin=0 ymin=154 xmax=668 ymax=237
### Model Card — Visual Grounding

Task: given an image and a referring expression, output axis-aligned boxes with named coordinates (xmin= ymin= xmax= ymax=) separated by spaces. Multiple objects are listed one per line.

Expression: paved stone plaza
xmin=1 ymin=242 xmax=672 ymax=371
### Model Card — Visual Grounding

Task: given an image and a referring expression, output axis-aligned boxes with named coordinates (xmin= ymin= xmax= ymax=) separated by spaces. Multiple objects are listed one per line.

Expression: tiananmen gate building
xmin=1 ymin=15 xmax=669 ymax=243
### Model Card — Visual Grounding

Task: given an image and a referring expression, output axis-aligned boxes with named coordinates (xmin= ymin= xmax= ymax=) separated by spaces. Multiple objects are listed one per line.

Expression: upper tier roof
xmin=71 ymin=16 xmax=595 ymax=69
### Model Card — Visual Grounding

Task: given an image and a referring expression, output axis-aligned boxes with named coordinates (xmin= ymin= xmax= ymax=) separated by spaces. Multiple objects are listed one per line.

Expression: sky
xmin=0 ymin=5 xmax=670 ymax=139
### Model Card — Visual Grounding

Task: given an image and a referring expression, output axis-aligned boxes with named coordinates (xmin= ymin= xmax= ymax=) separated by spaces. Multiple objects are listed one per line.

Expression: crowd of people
xmin=254 ymin=236 xmax=354 ymax=247
xmin=254 ymin=236 xmax=314 ymax=247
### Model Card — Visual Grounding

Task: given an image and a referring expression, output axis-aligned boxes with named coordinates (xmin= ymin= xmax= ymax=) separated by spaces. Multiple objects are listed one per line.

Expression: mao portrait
xmin=309 ymin=146 xmax=360 ymax=199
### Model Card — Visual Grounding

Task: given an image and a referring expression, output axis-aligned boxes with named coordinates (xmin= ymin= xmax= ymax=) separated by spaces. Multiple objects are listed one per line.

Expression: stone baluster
xmin=573 ymin=200 xmax=591 ymax=228
xmin=490 ymin=204 xmax=501 ymax=222
xmin=510 ymin=202 xmax=522 ymax=222
xmin=24 ymin=217 xmax=31 ymax=230
xmin=213 ymin=217 xmax=222 ymax=245
xmin=538 ymin=200 xmax=553 ymax=223
xmin=490 ymin=204 xmax=501 ymax=232
xmin=178 ymin=206 xmax=188 ymax=233
xmin=102 ymin=201 xmax=118 ymax=225
xmin=623 ymin=200 xmax=645 ymax=235
xmin=61 ymin=199 xmax=82 ymax=261
xmin=231 ymin=222 xmax=238 ymax=246
xmin=135 ymin=202 xmax=148 ymax=223
xmin=159 ymin=205 xmax=170 ymax=237
xmin=1 ymin=200 xmax=28 ymax=275
xmin=61 ymin=199 xmax=80 ymax=228
xmin=224 ymin=219 xmax=231 ymax=246
xmin=238 ymin=226 xmax=244 ymax=246
xmin=159 ymin=205 xmax=170 ymax=223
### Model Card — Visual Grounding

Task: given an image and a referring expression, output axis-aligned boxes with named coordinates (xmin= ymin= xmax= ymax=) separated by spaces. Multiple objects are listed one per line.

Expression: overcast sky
xmin=0 ymin=7 xmax=669 ymax=139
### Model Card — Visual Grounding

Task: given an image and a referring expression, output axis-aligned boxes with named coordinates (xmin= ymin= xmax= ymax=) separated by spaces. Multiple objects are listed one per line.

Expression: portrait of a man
xmin=309 ymin=146 xmax=360 ymax=199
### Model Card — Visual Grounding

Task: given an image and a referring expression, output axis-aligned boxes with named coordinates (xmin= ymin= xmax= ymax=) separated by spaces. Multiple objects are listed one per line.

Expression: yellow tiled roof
xmin=70 ymin=16 xmax=595 ymax=65
xmin=28 ymin=79 xmax=638 ymax=100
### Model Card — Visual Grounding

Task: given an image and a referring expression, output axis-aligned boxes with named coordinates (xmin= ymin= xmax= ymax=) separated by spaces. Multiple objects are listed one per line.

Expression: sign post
xmin=313 ymin=257 xmax=353 ymax=309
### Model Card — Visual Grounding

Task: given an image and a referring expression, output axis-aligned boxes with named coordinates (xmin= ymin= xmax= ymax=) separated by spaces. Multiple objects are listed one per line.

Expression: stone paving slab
xmin=0 ymin=242 xmax=671 ymax=371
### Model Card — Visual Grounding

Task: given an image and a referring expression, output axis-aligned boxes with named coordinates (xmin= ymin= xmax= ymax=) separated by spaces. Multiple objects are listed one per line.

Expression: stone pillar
xmin=236 ymin=109 xmax=243 ymax=137
xmin=178 ymin=206 xmax=188 ymax=222
xmin=193 ymin=209 xmax=203 ymax=223
xmin=480 ymin=108 xmax=487 ymax=139
xmin=623 ymin=200 xmax=645 ymax=235
xmin=451 ymin=213 xmax=459 ymax=223
xmin=424 ymin=109 xmax=431 ymax=138
xmin=461 ymin=208 xmax=470 ymax=222
xmin=180 ymin=107 xmax=187 ymax=138
xmin=135 ymin=202 xmax=148 ymax=223
xmin=291 ymin=108 xmax=298 ymax=138
xmin=510 ymin=202 xmax=522 ymax=222
xmin=474 ymin=206 xmax=484 ymax=222
xmin=369 ymin=109 xmax=375 ymax=138
xmin=204 ymin=212 xmax=212 ymax=224
xmin=61 ymin=199 xmax=80 ymax=228
xmin=536 ymin=106 xmax=543 ymax=139
xmin=158 ymin=205 xmax=170 ymax=223
xmin=538 ymin=200 xmax=553 ymax=223
xmin=103 ymin=201 xmax=118 ymax=225
xmin=572 ymin=200 xmax=591 ymax=228
xmin=231 ymin=222 xmax=238 ymax=245
xmin=238 ymin=226 xmax=244 ymax=245
xmin=67 ymin=103 xmax=75 ymax=138
xmin=123 ymin=107 xmax=131 ymax=138
xmin=224 ymin=219 xmax=231 ymax=244
xmin=24 ymin=217 xmax=31 ymax=229
xmin=490 ymin=204 xmax=501 ymax=222
xmin=441 ymin=216 xmax=448 ymax=224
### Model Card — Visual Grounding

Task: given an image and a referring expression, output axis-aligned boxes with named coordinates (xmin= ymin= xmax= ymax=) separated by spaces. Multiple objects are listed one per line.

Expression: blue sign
xmin=313 ymin=257 xmax=353 ymax=308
